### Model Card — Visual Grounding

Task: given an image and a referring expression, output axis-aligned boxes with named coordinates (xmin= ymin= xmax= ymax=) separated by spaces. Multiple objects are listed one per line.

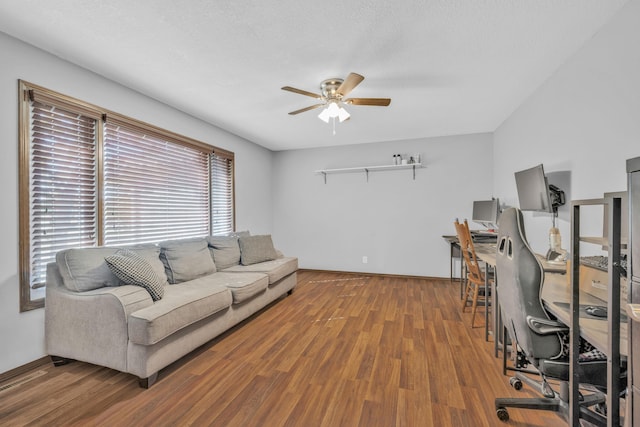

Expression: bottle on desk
xmin=546 ymin=227 xmax=568 ymax=264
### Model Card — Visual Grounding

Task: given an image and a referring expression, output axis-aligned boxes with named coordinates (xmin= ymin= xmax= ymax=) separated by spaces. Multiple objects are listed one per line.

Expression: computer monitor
xmin=472 ymin=199 xmax=500 ymax=229
xmin=514 ymin=164 xmax=553 ymax=213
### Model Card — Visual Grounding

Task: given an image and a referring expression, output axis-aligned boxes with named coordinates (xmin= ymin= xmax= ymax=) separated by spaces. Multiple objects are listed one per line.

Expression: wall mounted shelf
xmin=315 ymin=163 xmax=423 ymax=183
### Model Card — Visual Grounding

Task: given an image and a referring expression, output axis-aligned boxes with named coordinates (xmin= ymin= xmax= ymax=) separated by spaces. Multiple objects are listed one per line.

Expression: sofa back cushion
xmin=160 ymin=238 xmax=216 ymax=284
xmin=125 ymin=244 xmax=168 ymax=285
xmin=56 ymin=247 xmax=122 ymax=292
xmin=207 ymin=236 xmax=241 ymax=270
xmin=239 ymin=235 xmax=278 ymax=266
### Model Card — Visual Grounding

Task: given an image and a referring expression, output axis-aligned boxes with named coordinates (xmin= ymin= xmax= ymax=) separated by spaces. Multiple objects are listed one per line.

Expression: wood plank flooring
xmin=0 ymin=271 xmax=565 ymax=426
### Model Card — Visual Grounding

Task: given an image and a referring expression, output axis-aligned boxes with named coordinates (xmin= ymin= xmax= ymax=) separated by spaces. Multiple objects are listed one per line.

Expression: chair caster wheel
xmin=496 ymin=407 xmax=509 ymax=421
xmin=509 ymin=377 xmax=522 ymax=390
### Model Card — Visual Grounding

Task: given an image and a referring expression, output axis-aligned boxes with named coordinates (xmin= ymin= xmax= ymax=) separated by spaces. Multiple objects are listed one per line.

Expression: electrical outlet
xmin=362 ymin=256 xmax=368 ymax=264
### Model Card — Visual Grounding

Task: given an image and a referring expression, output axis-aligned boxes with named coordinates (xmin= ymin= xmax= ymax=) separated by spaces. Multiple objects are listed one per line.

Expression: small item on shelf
xmin=393 ymin=154 xmax=398 ymax=165
xmin=401 ymin=157 xmax=408 ymax=165
xmin=414 ymin=153 xmax=421 ymax=164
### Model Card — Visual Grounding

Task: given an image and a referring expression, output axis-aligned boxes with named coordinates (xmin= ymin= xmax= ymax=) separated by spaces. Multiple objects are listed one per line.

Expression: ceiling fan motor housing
xmin=320 ymin=78 xmax=344 ymax=100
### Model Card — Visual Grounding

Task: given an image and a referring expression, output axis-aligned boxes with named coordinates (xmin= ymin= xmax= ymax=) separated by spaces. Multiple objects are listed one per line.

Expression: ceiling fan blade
xmin=337 ymin=72 xmax=364 ymax=97
xmin=344 ymin=98 xmax=391 ymax=106
xmin=288 ymin=104 xmax=325 ymax=115
xmin=281 ymin=86 xmax=323 ymax=99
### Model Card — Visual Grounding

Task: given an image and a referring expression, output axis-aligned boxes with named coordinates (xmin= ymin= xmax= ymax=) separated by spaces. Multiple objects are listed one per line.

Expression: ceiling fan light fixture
xmin=318 ymin=101 xmax=346 ymax=123
xmin=318 ymin=108 xmax=331 ymax=123
xmin=326 ymin=101 xmax=340 ymax=117
xmin=338 ymin=106 xmax=350 ymax=122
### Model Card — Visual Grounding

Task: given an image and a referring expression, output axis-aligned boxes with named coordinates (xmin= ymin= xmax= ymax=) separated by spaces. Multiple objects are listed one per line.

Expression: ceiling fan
xmin=281 ymin=72 xmax=391 ymax=129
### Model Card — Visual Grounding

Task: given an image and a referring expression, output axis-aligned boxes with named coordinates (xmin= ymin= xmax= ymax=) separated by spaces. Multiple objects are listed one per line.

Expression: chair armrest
xmin=526 ymin=315 xmax=569 ymax=335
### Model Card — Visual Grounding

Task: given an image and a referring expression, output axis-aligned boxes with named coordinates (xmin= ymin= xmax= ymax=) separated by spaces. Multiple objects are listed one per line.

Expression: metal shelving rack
xmin=570 ymin=196 xmax=624 ymax=426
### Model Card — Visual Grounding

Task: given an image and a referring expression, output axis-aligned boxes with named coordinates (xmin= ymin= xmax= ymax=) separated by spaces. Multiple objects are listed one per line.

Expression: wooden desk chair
xmin=454 ymin=218 xmax=491 ymax=328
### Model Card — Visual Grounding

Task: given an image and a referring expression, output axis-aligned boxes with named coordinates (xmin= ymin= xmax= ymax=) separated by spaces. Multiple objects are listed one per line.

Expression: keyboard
xmin=470 ymin=230 xmax=497 ymax=237
xmin=471 ymin=231 xmax=497 ymax=242
xmin=580 ymin=255 xmax=627 ymax=277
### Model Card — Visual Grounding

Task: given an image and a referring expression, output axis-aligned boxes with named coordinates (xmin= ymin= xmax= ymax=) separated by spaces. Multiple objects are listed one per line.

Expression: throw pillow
xmin=238 ymin=234 xmax=278 ymax=266
xmin=105 ymin=249 xmax=165 ymax=301
xmin=206 ymin=235 xmax=241 ymax=270
xmin=159 ymin=238 xmax=217 ymax=284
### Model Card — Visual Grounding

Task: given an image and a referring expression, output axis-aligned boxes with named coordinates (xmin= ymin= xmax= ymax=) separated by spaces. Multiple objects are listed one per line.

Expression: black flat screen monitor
xmin=515 ymin=164 xmax=553 ymax=213
xmin=472 ymin=199 xmax=500 ymax=229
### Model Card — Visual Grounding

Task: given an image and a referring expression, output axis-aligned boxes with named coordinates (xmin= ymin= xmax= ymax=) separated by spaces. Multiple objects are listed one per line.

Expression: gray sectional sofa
xmin=45 ymin=233 xmax=297 ymax=387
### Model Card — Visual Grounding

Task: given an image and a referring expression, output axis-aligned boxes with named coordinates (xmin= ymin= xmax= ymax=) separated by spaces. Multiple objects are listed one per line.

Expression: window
xmin=22 ymin=97 xmax=99 ymax=303
xmin=19 ymin=81 xmax=235 ymax=311
xmin=103 ymin=119 xmax=211 ymax=245
xmin=211 ymin=151 xmax=234 ymax=235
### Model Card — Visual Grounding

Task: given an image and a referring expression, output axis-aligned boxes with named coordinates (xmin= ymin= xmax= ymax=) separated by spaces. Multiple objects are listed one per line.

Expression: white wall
xmin=272 ymin=134 xmax=494 ymax=277
xmin=493 ymin=0 xmax=640 ymax=255
xmin=0 ymin=32 xmax=273 ymax=374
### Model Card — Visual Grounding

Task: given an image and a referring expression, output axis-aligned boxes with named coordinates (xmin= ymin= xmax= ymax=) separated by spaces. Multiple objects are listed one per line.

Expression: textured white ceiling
xmin=0 ymin=0 xmax=628 ymax=151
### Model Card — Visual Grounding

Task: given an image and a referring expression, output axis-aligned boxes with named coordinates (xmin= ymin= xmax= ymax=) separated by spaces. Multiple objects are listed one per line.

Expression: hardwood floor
xmin=0 ymin=271 xmax=565 ymax=426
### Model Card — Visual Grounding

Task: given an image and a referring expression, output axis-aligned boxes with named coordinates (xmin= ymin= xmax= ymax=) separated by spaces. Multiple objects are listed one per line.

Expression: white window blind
xmin=28 ymin=101 xmax=98 ymax=289
xmin=103 ymin=121 xmax=211 ymax=245
xmin=211 ymin=153 xmax=234 ymax=235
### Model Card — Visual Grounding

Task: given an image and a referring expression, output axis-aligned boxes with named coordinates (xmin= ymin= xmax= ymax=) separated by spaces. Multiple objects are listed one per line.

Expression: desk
xmin=472 ymin=245 xmax=629 ymax=355
xmin=541 ymin=273 xmax=628 ymax=357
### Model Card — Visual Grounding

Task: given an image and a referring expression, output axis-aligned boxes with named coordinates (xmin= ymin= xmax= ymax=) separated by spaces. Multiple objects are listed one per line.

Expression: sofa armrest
xmin=45 ymin=262 xmax=153 ymax=373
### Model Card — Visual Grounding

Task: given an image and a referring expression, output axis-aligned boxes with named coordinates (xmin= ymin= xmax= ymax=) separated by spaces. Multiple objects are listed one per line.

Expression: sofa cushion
xmin=212 ymin=272 xmax=269 ymax=304
xmin=223 ymin=257 xmax=298 ymax=284
xmin=56 ymin=247 xmax=122 ymax=292
xmin=159 ymin=239 xmax=216 ymax=284
xmin=128 ymin=277 xmax=233 ymax=345
xmin=105 ymin=249 xmax=166 ymax=301
xmin=206 ymin=236 xmax=241 ymax=270
xmin=238 ymin=235 xmax=278 ymax=266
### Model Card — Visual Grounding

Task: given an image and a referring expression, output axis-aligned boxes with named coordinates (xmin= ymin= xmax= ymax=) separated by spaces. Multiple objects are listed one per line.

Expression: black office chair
xmin=494 ymin=207 xmax=608 ymax=425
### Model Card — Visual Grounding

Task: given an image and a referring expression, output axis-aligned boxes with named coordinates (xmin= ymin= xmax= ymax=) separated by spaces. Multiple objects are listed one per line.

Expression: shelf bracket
xmin=365 ymin=168 xmax=369 ymax=182
xmin=412 ymin=164 xmax=416 ymax=180
xmin=322 ymin=171 xmax=327 ymax=184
